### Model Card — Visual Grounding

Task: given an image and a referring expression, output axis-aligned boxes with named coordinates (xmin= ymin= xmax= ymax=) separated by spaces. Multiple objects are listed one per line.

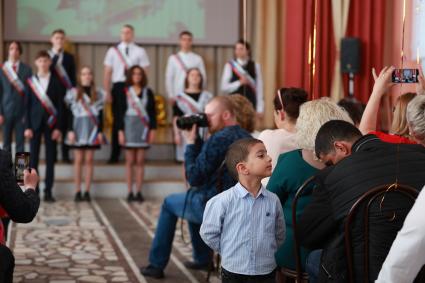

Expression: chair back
xmin=344 ymin=184 xmax=418 ymax=283
xmin=292 ymin=175 xmax=317 ymax=282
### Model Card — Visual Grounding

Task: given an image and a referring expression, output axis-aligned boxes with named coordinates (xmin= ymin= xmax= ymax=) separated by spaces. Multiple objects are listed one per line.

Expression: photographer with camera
xmin=0 ymin=150 xmax=40 ymax=283
xmin=141 ymin=96 xmax=251 ymax=278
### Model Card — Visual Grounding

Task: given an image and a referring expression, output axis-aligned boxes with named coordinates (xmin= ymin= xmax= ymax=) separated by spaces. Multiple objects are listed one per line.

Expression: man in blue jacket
xmin=141 ymin=96 xmax=251 ymax=278
xmin=0 ymin=41 xmax=32 ymax=153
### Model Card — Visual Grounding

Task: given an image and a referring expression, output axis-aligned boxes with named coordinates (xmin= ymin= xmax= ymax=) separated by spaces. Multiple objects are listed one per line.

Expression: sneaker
xmin=74 ymin=191 xmax=83 ymax=202
xmin=183 ymin=261 xmax=211 ymax=271
xmin=140 ymin=265 xmax=164 ymax=279
xmin=83 ymin=191 xmax=91 ymax=202
xmin=127 ymin=192 xmax=136 ymax=202
xmin=135 ymin=192 xmax=145 ymax=203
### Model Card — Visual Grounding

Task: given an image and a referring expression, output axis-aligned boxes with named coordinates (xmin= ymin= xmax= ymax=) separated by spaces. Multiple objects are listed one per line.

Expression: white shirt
xmin=37 ymin=73 xmax=51 ymax=92
xmin=165 ymin=51 xmax=206 ymax=99
xmin=257 ymin=128 xmax=297 ymax=186
xmin=220 ymin=58 xmax=264 ymax=113
xmin=104 ymin=42 xmax=150 ymax=83
xmin=376 ymin=185 xmax=425 ymax=283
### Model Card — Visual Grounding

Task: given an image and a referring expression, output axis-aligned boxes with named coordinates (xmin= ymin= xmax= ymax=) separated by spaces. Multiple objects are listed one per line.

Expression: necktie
xmin=52 ymin=54 xmax=59 ymax=66
xmin=12 ymin=64 xmax=17 ymax=73
xmin=125 ymin=47 xmax=129 ymax=56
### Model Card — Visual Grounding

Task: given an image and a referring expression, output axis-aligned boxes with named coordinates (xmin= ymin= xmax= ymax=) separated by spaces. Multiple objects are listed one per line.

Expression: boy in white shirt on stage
xmin=103 ymin=24 xmax=150 ymax=163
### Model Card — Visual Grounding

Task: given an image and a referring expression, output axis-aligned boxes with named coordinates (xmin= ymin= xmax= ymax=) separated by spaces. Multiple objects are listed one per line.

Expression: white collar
xmin=236 ymin=58 xmax=248 ymax=65
xmin=6 ymin=60 xmax=20 ymax=66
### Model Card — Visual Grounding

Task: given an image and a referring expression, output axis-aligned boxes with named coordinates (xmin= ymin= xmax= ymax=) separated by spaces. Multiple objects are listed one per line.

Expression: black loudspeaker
xmin=341 ymin=37 xmax=361 ymax=74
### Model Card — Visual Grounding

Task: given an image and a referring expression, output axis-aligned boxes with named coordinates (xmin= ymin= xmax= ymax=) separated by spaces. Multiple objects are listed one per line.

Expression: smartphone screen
xmin=15 ymin=152 xmax=30 ymax=184
xmin=392 ymin=69 xmax=419 ymax=83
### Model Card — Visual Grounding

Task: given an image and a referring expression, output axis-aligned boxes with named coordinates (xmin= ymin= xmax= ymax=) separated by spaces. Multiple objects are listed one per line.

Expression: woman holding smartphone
xmin=66 ymin=66 xmax=105 ymax=202
xmin=118 ymin=66 xmax=157 ymax=202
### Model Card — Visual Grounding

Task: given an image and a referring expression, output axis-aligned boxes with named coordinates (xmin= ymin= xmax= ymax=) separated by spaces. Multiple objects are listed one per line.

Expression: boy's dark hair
xmin=273 ymin=87 xmax=308 ymax=120
xmin=126 ymin=65 xmax=148 ymax=88
xmin=179 ymin=30 xmax=193 ymax=38
xmin=51 ymin=29 xmax=66 ymax=36
xmin=35 ymin=50 xmax=51 ymax=60
xmin=315 ymin=120 xmax=362 ymax=159
xmin=338 ymin=98 xmax=365 ymax=125
xmin=9 ymin=41 xmax=23 ymax=55
xmin=225 ymin=138 xmax=263 ymax=180
xmin=123 ymin=24 xmax=135 ymax=31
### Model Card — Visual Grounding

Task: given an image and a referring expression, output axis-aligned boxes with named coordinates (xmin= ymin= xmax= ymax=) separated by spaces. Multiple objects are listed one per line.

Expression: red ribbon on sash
xmin=1 ymin=64 xmax=25 ymax=97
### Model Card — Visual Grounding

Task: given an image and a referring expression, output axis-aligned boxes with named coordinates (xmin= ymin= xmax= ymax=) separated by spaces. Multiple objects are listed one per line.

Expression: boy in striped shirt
xmin=200 ymin=138 xmax=285 ymax=283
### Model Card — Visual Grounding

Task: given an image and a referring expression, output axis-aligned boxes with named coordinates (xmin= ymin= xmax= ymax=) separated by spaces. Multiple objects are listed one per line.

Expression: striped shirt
xmin=200 ymin=182 xmax=285 ymax=275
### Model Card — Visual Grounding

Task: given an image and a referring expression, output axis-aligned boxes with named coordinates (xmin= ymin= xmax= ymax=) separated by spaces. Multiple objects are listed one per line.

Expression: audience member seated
xmin=0 ymin=149 xmax=40 ymax=283
xmin=201 ymin=138 xmax=285 ymax=283
xmin=258 ymin=87 xmax=307 ymax=186
xmin=376 ymin=94 xmax=425 ymax=283
xmin=228 ymin=94 xmax=256 ymax=133
xmin=359 ymin=66 xmax=424 ymax=144
xmin=140 ymin=96 xmax=251 ymax=278
xmin=267 ymin=98 xmax=352 ymax=272
xmin=337 ymin=97 xmax=364 ymax=127
xmin=299 ymin=120 xmax=425 ymax=282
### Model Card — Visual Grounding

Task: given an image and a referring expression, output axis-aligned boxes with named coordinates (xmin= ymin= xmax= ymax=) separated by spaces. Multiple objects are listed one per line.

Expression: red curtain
xmin=345 ymin=0 xmax=386 ymax=104
xmin=283 ymin=0 xmax=336 ymax=99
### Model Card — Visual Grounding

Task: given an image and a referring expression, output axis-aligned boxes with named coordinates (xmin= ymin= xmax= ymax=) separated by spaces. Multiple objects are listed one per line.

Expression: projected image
xmin=5 ymin=0 xmax=238 ymax=45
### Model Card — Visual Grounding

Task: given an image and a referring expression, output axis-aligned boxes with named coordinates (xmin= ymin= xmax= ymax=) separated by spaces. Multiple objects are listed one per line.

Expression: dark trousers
xmin=2 ymin=115 xmax=25 ymax=153
xmin=109 ymin=82 xmax=125 ymax=161
xmin=60 ymin=107 xmax=71 ymax=161
xmin=29 ymin=124 xmax=57 ymax=194
xmin=221 ymin=268 xmax=276 ymax=283
xmin=0 ymin=244 xmax=14 ymax=283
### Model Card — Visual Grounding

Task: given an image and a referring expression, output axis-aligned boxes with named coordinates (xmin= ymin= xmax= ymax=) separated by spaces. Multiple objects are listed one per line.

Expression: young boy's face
xmin=51 ymin=33 xmax=65 ymax=49
xmin=35 ymin=57 xmax=51 ymax=72
xmin=243 ymin=143 xmax=272 ymax=178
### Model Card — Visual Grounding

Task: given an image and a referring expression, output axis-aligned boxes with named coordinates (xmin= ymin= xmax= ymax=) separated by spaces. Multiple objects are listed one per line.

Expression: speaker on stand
xmin=341 ymin=37 xmax=361 ymax=98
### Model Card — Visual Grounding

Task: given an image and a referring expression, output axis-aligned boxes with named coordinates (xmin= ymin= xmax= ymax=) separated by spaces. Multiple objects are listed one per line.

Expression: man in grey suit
xmin=0 ymin=41 xmax=32 ymax=153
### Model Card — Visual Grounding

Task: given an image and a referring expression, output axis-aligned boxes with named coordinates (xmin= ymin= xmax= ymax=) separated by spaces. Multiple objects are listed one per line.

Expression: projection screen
xmin=4 ymin=0 xmax=240 ymax=45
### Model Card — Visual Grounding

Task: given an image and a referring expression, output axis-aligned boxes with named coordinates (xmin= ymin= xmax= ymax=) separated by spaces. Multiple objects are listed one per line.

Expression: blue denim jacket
xmin=184 ymin=125 xmax=251 ymax=206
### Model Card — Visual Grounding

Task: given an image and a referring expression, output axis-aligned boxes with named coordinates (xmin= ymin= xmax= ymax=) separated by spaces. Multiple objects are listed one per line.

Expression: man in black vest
xmin=0 ymin=41 xmax=32 ymax=153
xmin=49 ymin=29 xmax=76 ymax=163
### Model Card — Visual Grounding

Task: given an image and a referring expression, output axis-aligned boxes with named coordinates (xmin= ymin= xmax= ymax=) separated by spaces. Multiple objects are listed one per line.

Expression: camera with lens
xmin=176 ymin=113 xmax=209 ymax=130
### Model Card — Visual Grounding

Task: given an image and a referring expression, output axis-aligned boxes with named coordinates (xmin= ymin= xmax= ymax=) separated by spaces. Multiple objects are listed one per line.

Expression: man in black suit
xmin=49 ymin=29 xmax=76 ymax=163
xmin=25 ymin=50 xmax=65 ymax=202
xmin=0 ymin=149 xmax=40 ymax=283
xmin=0 ymin=41 xmax=32 ymax=153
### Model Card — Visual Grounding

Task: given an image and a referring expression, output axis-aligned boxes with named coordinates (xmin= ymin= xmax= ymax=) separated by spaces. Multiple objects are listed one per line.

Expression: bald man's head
xmin=205 ymin=96 xmax=237 ymax=134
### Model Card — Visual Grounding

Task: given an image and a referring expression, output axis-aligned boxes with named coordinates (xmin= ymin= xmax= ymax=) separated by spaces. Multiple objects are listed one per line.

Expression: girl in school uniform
xmin=66 ymin=66 xmax=105 ymax=202
xmin=118 ymin=66 xmax=157 ymax=202
xmin=172 ymin=68 xmax=212 ymax=161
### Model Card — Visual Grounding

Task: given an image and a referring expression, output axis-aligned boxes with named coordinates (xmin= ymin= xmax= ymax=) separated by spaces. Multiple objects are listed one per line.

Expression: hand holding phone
xmin=392 ymin=69 xmax=419 ymax=83
xmin=15 ymin=152 xmax=30 ymax=185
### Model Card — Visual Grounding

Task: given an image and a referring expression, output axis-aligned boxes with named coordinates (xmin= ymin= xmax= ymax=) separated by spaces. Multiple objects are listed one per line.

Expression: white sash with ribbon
xmin=174 ymin=54 xmax=188 ymax=72
xmin=126 ymin=87 xmax=150 ymax=139
xmin=48 ymin=50 xmax=73 ymax=89
xmin=27 ymin=76 xmax=58 ymax=128
xmin=229 ymin=60 xmax=257 ymax=92
xmin=1 ymin=63 xmax=26 ymax=96
xmin=114 ymin=46 xmax=132 ymax=69
xmin=176 ymin=91 xmax=212 ymax=115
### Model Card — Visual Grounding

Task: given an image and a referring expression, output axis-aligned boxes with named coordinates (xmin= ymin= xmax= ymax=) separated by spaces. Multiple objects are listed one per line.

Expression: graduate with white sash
xmin=172 ymin=68 xmax=212 ymax=162
xmin=221 ymin=40 xmax=264 ymax=114
xmin=117 ymin=66 xmax=156 ymax=202
xmin=0 ymin=41 xmax=33 ymax=153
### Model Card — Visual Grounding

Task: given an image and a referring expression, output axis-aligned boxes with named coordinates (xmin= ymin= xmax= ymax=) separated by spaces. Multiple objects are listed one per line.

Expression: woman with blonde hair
xmin=267 ymin=98 xmax=352 ymax=272
xmin=228 ymin=94 xmax=256 ymax=133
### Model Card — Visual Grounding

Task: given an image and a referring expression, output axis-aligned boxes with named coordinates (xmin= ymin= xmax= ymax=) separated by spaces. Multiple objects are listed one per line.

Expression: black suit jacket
xmin=298 ymin=135 xmax=425 ymax=282
xmin=50 ymin=51 xmax=76 ymax=87
xmin=26 ymin=74 xmax=65 ymax=132
xmin=0 ymin=150 xmax=39 ymax=223
xmin=0 ymin=62 xmax=32 ymax=119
